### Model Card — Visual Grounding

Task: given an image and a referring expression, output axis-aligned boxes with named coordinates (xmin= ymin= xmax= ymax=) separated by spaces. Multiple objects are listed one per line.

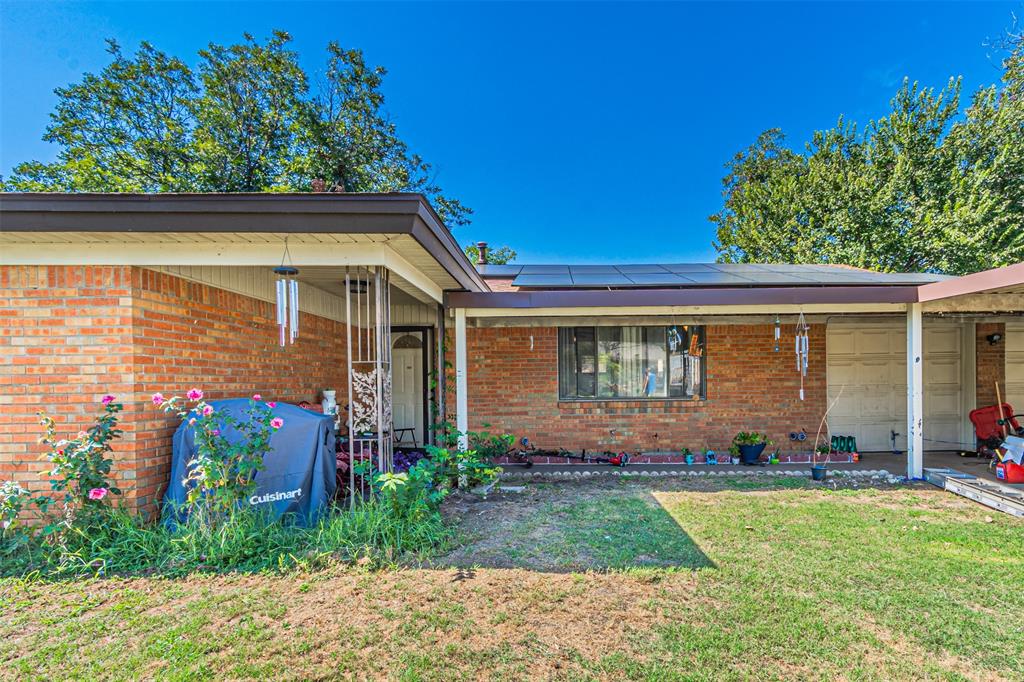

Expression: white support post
xmin=906 ymin=303 xmax=924 ymax=479
xmin=454 ymin=307 xmax=469 ymax=451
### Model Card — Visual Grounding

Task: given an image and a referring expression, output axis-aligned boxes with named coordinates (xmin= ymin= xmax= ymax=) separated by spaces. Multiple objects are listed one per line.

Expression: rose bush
xmin=156 ymin=390 xmax=282 ymax=516
xmin=37 ymin=396 xmax=124 ymax=510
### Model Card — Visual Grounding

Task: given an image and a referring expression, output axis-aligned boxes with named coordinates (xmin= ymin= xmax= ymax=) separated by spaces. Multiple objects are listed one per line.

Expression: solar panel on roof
xmin=568 ymin=265 xmax=620 ymax=274
xmin=623 ymin=273 xmax=691 ymax=285
xmin=512 ymin=274 xmax=574 ymax=286
xmin=570 ymin=273 xmax=632 ymax=285
xmin=664 ymin=264 xmax=716 ymax=273
xmin=682 ymin=272 xmax=759 ymax=284
xmin=616 ymin=264 xmax=671 ymax=274
xmin=518 ymin=265 xmax=571 ymax=275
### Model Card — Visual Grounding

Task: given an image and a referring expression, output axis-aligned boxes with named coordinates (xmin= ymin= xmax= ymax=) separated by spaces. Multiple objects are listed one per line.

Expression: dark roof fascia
xmin=917 ymin=262 xmax=1024 ymax=302
xmin=446 ymin=285 xmax=921 ymax=309
xmin=0 ymin=192 xmax=488 ymax=292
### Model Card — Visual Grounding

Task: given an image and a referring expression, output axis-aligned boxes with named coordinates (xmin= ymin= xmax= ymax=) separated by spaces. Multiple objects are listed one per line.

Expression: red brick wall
xmin=976 ymin=322 xmax=1006 ymax=408
xmin=0 ymin=266 xmax=136 ymax=501
xmin=129 ymin=268 xmax=348 ymax=510
xmin=1 ymin=265 xmax=348 ymax=514
xmin=460 ymin=324 xmax=828 ymax=461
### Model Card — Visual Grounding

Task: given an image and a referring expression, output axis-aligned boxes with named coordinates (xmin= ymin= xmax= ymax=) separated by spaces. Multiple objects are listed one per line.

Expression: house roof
xmin=0 ymin=192 xmax=489 ymax=293
xmin=478 ymin=263 xmax=948 ymax=289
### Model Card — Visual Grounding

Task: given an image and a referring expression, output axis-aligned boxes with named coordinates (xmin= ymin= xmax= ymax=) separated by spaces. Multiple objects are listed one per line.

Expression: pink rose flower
xmin=186 ymin=388 xmax=204 ymax=401
xmin=201 ymin=405 xmax=214 ymax=417
xmin=252 ymin=394 xmax=262 ymax=401
xmin=88 ymin=488 xmax=108 ymax=501
xmin=266 ymin=401 xmax=277 ymax=408
xmin=151 ymin=392 xmax=165 ymax=406
xmin=270 ymin=417 xmax=284 ymax=430
xmin=101 ymin=395 xmax=115 ymax=405
xmin=211 ymin=428 xmax=221 ymax=436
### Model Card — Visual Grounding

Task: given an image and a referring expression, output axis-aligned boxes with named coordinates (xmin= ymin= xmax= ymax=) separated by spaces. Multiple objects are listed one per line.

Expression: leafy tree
xmin=712 ymin=34 xmax=1023 ymax=274
xmin=192 ymin=31 xmax=307 ymax=192
xmin=3 ymin=31 xmax=480 ymax=233
xmin=464 ymin=243 xmax=517 ymax=265
xmin=5 ymin=39 xmax=198 ymax=192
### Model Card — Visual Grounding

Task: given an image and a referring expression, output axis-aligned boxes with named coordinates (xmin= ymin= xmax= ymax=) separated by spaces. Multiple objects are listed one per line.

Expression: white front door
xmin=826 ymin=321 xmax=965 ymax=451
xmin=1006 ymin=322 xmax=1024 ymax=412
xmin=392 ymin=334 xmax=424 ymax=445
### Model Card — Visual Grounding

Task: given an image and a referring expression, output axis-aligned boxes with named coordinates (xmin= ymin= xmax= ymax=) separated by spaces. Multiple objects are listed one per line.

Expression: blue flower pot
xmin=738 ymin=443 xmax=766 ymax=465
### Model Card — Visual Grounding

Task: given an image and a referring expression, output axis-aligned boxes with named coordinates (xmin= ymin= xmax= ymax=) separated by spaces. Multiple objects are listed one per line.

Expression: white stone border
xmin=500 ymin=468 xmax=899 ymax=481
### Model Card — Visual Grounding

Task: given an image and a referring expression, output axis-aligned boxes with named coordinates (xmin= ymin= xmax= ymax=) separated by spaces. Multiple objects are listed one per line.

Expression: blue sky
xmin=0 ymin=1 xmax=1018 ymax=263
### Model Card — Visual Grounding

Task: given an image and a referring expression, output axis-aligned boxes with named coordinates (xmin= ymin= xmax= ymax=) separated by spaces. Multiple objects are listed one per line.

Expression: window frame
xmin=557 ymin=324 xmax=706 ymax=402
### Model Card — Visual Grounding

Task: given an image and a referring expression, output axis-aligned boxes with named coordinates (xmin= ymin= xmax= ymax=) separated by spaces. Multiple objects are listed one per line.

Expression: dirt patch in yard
xmin=2 ymin=566 xmax=704 ymax=680
xmin=431 ymin=474 xmax=938 ymax=572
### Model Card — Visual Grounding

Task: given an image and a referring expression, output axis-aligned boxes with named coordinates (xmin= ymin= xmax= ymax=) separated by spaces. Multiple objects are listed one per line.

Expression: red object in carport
xmin=996 ymin=461 xmax=1024 ymax=484
xmin=969 ymin=404 xmax=1022 ymax=442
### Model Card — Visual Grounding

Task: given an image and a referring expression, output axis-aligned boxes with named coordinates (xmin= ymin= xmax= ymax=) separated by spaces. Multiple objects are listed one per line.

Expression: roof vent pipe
xmin=475 ymin=241 xmax=489 ymax=266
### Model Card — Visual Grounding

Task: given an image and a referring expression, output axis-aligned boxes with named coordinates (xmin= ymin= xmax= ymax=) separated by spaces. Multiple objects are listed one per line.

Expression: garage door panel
xmin=828 ymin=321 xmax=962 ymax=452
xmin=927 ymin=358 xmax=960 ymax=384
xmin=926 ymin=328 xmax=959 ymax=353
xmin=1007 ymin=323 xmax=1024 ymax=410
xmin=856 ymin=330 xmax=894 ymax=355
xmin=828 ymin=330 xmax=856 ymax=355
xmin=925 ymin=389 xmax=960 ymax=417
xmin=828 ymin=361 xmax=860 ymax=386
xmin=857 ymin=361 xmax=892 ymax=385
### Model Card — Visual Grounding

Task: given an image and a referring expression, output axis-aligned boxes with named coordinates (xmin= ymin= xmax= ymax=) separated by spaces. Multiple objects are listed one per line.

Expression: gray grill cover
xmin=164 ymin=399 xmax=336 ymax=526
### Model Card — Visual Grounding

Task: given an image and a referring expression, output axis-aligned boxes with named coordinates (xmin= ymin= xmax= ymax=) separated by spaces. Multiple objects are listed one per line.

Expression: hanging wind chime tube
xmin=273 ymin=238 xmax=300 ymax=347
xmin=795 ymin=312 xmax=810 ymax=401
xmin=773 ymin=315 xmax=781 ymax=352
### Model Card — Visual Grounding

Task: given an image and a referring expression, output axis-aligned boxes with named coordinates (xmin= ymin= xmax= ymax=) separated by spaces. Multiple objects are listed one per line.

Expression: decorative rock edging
xmin=500 ymin=468 xmax=903 ymax=483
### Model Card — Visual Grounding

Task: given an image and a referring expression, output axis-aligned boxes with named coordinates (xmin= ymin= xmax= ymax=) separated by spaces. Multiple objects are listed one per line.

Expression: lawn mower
xmin=507 ymin=437 xmax=633 ymax=468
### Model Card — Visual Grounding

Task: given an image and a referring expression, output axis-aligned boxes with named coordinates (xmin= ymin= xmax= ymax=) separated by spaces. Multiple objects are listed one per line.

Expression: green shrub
xmin=37 ymin=395 xmax=124 ymax=510
xmin=1 ymin=500 xmax=449 ymax=578
xmin=426 ymin=445 xmax=502 ymax=490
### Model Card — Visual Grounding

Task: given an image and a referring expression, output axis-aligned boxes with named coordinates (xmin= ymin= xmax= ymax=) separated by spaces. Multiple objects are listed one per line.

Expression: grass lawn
xmin=2 ymin=476 xmax=1022 ymax=680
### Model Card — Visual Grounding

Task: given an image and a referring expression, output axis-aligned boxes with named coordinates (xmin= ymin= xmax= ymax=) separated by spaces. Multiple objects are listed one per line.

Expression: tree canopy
xmin=712 ymin=33 xmax=1023 ymax=275
xmin=2 ymin=31 xmax=507 ymax=255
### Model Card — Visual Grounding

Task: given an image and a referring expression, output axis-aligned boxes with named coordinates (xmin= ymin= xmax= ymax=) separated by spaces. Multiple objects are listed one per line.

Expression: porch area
xmin=447 ymin=263 xmax=1024 ymax=480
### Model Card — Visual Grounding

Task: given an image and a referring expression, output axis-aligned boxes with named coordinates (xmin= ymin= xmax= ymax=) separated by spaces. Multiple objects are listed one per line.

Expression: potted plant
xmin=682 ymin=447 xmax=695 ymax=465
xmin=811 ymin=444 xmax=830 ymax=481
xmin=730 ymin=431 xmax=771 ymax=466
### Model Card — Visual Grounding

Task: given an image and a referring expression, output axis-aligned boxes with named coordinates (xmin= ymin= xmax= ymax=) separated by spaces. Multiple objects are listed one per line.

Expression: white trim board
xmin=0 ymin=241 xmax=445 ymax=302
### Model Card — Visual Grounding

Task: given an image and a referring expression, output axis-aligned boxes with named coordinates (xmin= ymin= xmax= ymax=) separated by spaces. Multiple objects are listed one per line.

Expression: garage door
xmin=1006 ymin=322 xmax=1024 ymax=412
xmin=827 ymin=322 xmax=965 ymax=451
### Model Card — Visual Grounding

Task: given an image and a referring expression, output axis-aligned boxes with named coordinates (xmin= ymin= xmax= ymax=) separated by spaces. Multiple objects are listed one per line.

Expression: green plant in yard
xmin=2 ymin=396 xmax=125 ymax=558
xmin=728 ymin=431 xmax=772 ymax=456
xmin=426 ymin=445 xmax=502 ymax=490
xmin=1 ymin=497 xmax=450 ymax=578
xmin=37 ymin=395 xmax=124 ymax=510
xmin=0 ymin=481 xmax=39 ymax=547
xmin=155 ymin=390 xmax=281 ymax=517
xmin=467 ymin=424 xmax=515 ymax=460
xmin=366 ymin=458 xmax=448 ymax=523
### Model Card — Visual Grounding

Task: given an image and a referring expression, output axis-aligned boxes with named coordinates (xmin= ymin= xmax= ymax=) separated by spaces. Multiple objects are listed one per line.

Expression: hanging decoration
xmin=668 ymin=325 xmax=683 ymax=352
xmin=795 ymin=312 xmax=810 ymax=401
xmin=273 ymin=238 xmax=299 ymax=347
xmin=773 ymin=315 xmax=781 ymax=352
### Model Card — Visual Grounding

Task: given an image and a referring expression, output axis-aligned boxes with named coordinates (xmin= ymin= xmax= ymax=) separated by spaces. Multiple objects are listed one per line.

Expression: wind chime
xmin=773 ymin=314 xmax=781 ymax=353
xmin=795 ymin=312 xmax=810 ymax=401
xmin=273 ymin=239 xmax=299 ymax=347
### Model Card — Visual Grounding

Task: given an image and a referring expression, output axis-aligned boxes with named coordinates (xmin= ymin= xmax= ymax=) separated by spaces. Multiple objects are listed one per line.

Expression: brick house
xmin=2 ymin=193 xmax=1023 ymax=512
